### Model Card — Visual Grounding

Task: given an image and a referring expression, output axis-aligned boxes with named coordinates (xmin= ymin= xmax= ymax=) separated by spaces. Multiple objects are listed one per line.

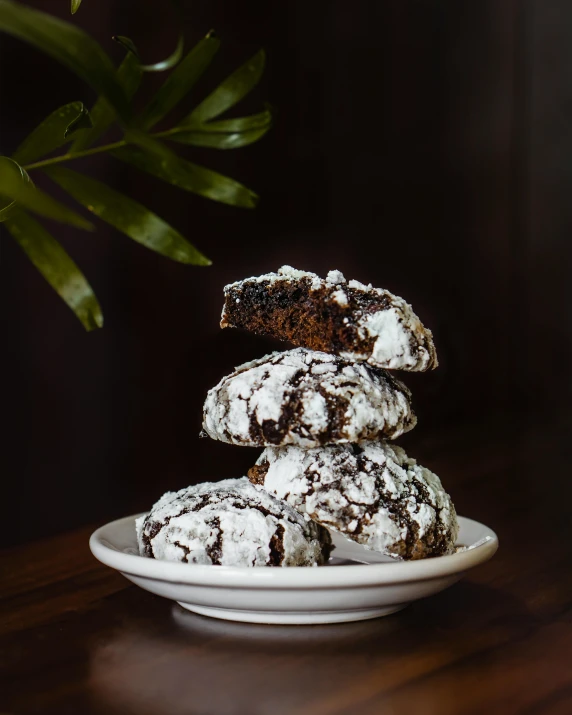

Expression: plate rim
xmin=90 ymin=514 xmax=498 ymax=588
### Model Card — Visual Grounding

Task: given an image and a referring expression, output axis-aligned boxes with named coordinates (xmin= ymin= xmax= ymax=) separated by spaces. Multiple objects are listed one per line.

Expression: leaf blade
xmin=0 ymin=156 xmax=93 ymax=230
xmin=64 ymin=104 xmax=92 ymax=138
xmin=45 ymin=166 xmax=211 ymax=265
xmin=12 ymin=102 xmax=89 ymax=165
xmin=5 ymin=209 xmax=103 ymax=331
xmin=0 ymin=0 xmax=130 ymax=121
xmin=0 ymin=197 xmax=16 ymax=222
xmin=168 ymin=110 xmax=272 ymax=150
xmin=112 ymin=144 xmax=258 ymax=208
xmin=186 ymin=111 xmax=272 ymax=133
xmin=141 ymin=35 xmax=184 ymax=72
xmin=141 ymin=31 xmax=220 ymax=130
xmin=111 ymin=35 xmax=139 ymax=59
xmin=70 ymin=47 xmax=142 ymax=153
xmin=169 ymin=127 xmax=269 ymax=150
xmin=71 ymin=0 xmax=83 ymax=14
xmin=186 ymin=49 xmax=265 ymax=125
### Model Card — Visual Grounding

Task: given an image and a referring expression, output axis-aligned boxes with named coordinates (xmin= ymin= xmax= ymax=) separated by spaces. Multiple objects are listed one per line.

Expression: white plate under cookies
xmin=90 ymin=514 xmax=498 ymax=625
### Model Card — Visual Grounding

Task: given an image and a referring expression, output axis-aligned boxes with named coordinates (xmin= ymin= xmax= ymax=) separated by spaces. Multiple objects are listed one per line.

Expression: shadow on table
xmin=88 ymin=581 xmax=537 ymax=715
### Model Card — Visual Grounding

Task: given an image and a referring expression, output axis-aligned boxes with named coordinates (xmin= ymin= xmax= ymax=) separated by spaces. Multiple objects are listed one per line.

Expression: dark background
xmin=1 ymin=0 xmax=571 ymax=545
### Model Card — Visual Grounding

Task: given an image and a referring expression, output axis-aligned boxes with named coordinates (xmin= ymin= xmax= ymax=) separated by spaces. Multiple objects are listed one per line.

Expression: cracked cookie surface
xmin=248 ymin=443 xmax=458 ymax=560
xmin=136 ymin=477 xmax=332 ymax=567
xmin=202 ymin=348 xmax=416 ymax=448
xmin=221 ymin=266 xmax=438 ymax=372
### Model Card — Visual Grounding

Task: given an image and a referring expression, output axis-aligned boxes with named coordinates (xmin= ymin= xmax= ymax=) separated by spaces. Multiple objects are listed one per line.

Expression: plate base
xmin=177 ymin=602 xmax=407 ymax=625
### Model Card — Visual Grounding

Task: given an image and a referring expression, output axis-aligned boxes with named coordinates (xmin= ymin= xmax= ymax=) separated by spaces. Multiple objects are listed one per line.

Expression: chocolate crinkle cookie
xmin=202 ymin=348 xmax=416 ymax=448
xmin=136 ymin=477 xmax=332 ymax=567
xmin=248 ymin=442 xmax=458 ymax=560
xmin=221 ymin=266 xmax=438 ymax=372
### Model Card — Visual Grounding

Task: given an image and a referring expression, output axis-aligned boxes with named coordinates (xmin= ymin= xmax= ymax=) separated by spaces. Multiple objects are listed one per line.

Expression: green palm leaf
xmin=71 ymin=0 xmax=83 ymax=14
xmin=0 ymin=157 xmax=93 ymax=229
xmin=112 ymin=144 xmax=258 ymax=208
xmin=141 ymin=35 xmax=184 ymax=72
xmin=168 ymin=110 xmax=272 ymax=150
xmin=0 ymin=195 xmax=16 ymax=222
xmin=112 ymin=34 xmax=184 ymax=73
xmin=65 ymin=105 xmax=93 ymax=137
xmin=141 ymin=31 xmax=220 ymax=130
xmin=12 ymin=102 xmax=91 ymax=166
xmin=45 ymin=165 xmax=211 ymax=265
xmin=185 ymin=49 xmax=266 ymax=125
xmin=70 ymin=47 xmax=142 ymax=153
xmin=0 ymin=0 xmax=130 ymax=121
xmin=5 ymin=209 xmax=102 ymax=330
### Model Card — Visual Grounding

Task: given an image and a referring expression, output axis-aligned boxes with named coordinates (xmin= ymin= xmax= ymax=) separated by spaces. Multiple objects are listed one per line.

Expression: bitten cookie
xmin=136 ymin=477 xmax=332 ymax=567
xmin=248 ymin=442 xmax=458 ymax=560
xmin=202 ymin=348 xmax=416 ymax=448
xmin=221 ymin=266 xmax=437 ymax=372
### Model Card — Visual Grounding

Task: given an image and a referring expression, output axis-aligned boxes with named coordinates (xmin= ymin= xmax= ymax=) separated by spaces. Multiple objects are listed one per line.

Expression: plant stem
xmin=21 ymin=127 xmax=187 ymax=172
xmin=22 ymin=140 xmax=129 ymax=170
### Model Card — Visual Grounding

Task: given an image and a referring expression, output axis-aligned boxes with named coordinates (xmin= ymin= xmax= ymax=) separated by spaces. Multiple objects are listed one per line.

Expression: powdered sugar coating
xmin=225 ymin=265 xmax=323 ymax=291
xmin=249 ymin=443 xmax=458 ymax=560
xmin=222 ymin=266 xmax=437 ymax=372
xmin=202 ymin=348 xmax=416 ymax=448
xmin=136 ymin=477 xmax=331 ymax=567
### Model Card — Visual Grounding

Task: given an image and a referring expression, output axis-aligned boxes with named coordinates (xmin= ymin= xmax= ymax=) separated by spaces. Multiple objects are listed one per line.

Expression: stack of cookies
xmin=137 ymin=266 xmax=458 ymax=567
xmin=201 ymin=266 xmax=459 ymax=561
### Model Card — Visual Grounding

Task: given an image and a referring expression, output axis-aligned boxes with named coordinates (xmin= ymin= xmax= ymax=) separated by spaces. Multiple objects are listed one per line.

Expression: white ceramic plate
xmin=90 ymin=514 xmax=498 ymax=625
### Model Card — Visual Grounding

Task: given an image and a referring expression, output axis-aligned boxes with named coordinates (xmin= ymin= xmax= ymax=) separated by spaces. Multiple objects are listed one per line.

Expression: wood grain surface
xmin=2 ymin=415 xmax=571 ymax=715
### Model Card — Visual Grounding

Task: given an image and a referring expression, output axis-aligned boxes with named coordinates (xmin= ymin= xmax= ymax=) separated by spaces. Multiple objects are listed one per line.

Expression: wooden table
xmin=2 ymin=416 xmax=571 ymax=715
